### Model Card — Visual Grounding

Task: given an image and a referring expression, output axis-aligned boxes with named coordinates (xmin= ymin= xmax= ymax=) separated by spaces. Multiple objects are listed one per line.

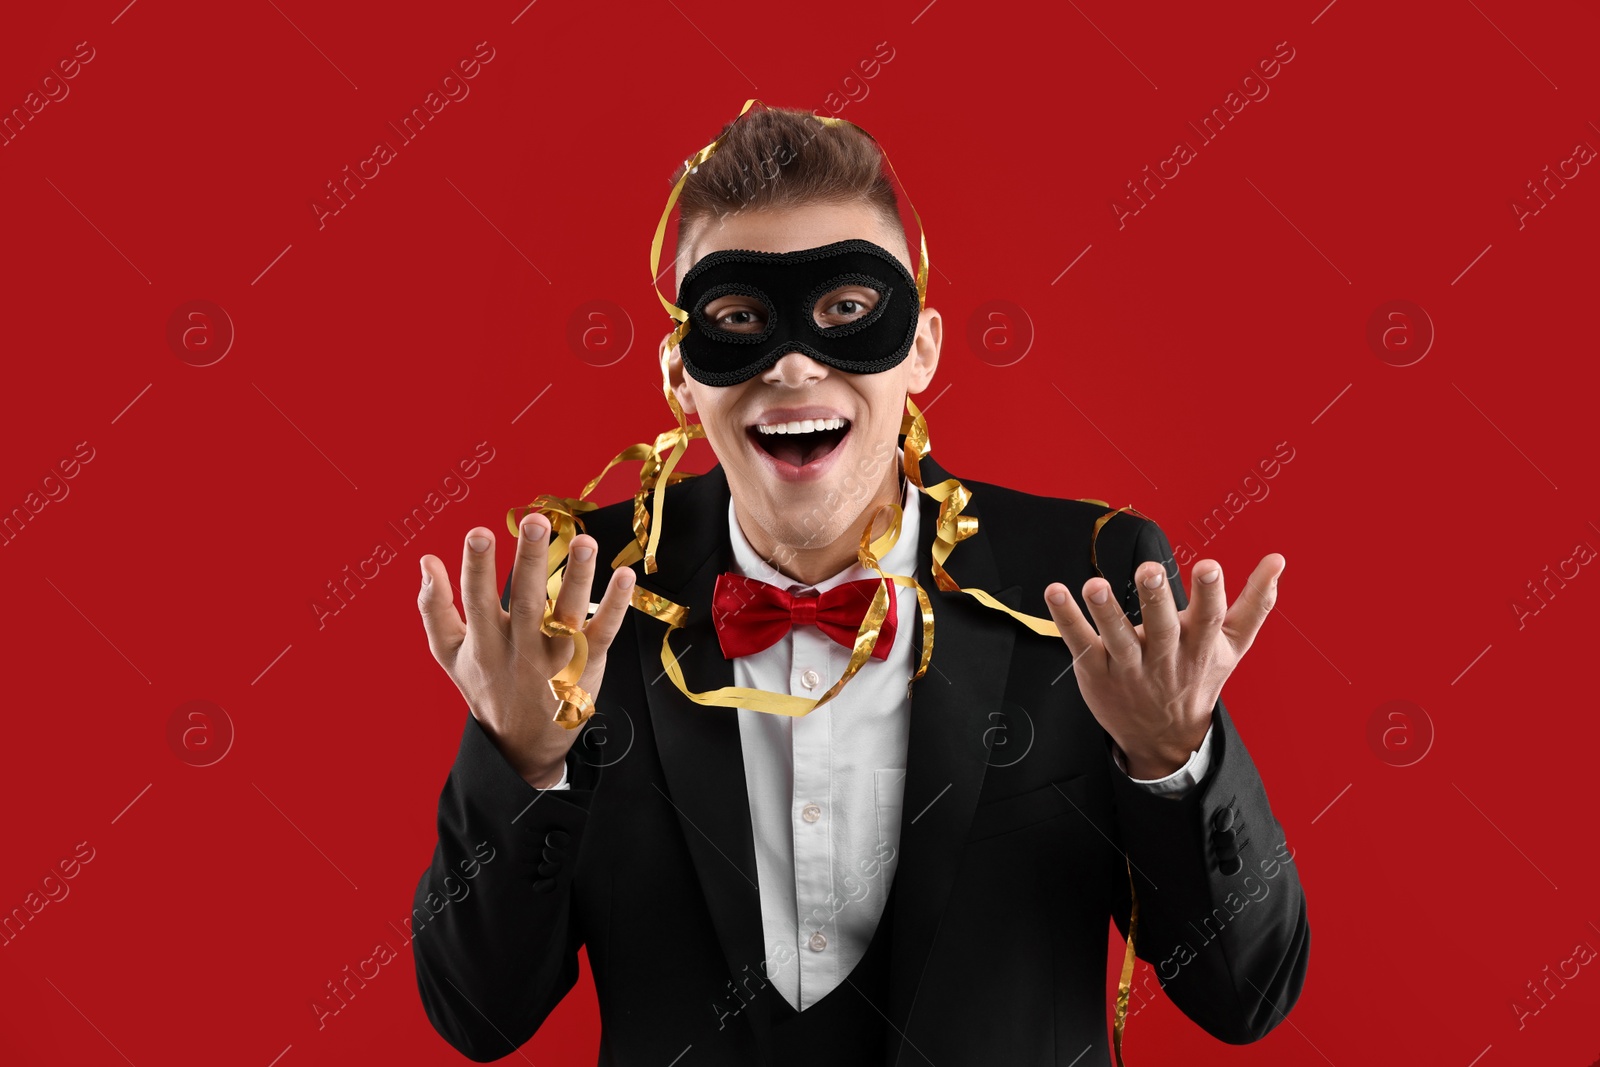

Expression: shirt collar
xmin=727 ymin=474 xmax=921 ymax=593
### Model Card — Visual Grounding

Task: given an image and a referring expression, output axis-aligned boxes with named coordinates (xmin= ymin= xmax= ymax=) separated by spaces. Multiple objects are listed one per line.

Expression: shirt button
xmin=801 ymin=803 xmax=821 ymax=823
xmin=800 ymin=668 xmax=821 ymax=690
xmin=808 ymin=932 xmax=827 ymax=952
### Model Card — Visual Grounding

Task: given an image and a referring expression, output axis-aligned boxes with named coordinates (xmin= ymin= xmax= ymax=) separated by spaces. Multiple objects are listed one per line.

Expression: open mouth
xmin=748 ymin=416 xmax=851 ymax=469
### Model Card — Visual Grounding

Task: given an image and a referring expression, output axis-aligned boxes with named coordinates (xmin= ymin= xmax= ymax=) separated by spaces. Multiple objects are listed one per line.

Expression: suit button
xmin=1211 ymin=828 xmax=1236 ymax=852
xmin=1218 ymin=856 xmax=1243 ymax=876
xmin=545 ymin=830 xmax=571 ymax=849
xmin=532 ymin=877 xmax=556 ymax=893
xmin=542 ymin=844 xmax=567 ymax=864
xmin=1212 ymin=806 xmax=1236 ymax=832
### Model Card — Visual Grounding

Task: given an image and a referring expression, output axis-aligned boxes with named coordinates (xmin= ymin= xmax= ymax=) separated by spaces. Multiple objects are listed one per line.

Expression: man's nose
xmin=762 ymin=351 xmax=828 ymax=386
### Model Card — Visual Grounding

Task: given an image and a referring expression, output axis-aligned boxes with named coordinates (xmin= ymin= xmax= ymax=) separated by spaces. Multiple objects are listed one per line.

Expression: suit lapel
xmin=629 ymin=466 xmax=774 ymax=1042
xmin=885 ymin=455 xmax=1021 ymax=1065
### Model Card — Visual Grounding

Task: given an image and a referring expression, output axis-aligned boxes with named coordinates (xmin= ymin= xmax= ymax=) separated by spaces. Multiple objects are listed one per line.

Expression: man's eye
xmin=815 ymin=289 xmax=877 ymax=326
xmin=710 ymin=306 xmax=766 ymax=332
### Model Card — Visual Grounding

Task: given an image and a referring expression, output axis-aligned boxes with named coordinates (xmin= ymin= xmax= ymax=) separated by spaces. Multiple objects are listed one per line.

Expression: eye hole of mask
xmin=804 ymin=273 xmax=892 ymax=338
xmin=692 ymin=283 xmax=777 ymax=344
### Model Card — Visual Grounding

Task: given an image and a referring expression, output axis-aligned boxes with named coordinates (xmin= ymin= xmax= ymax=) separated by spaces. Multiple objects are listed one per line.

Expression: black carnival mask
xmin=674 ymin=239 xmax=920 ymax=386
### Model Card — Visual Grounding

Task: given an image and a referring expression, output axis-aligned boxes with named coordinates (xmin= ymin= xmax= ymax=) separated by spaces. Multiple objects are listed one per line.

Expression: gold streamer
xmin=539 ymin=598 xmax=594 ymax=730
xmin=506 ymin=494 xmax=593 ymax=604
xmin=896 ymin=396 xmax=1145 ymax=636
xmin=1115 ymin=855 xmax=1139 ymax=1067
xmin=651 ymin=97 xmax=762 ymax=348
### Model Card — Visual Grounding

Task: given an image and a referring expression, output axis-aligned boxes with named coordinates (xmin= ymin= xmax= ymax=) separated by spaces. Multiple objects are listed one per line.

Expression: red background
xmin=3 ymin=1 xmax=1596 ymax=1064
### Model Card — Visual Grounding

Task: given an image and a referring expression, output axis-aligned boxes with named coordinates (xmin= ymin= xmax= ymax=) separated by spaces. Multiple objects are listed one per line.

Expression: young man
xmin=412 ymin=104 xmax=1308 ymax=1066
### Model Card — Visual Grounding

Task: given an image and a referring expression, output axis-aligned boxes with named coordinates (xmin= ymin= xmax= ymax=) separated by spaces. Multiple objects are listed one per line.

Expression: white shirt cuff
xmin=543 ymin=758 xmax=571 ymax=790
xmin=1112 ymin=721 xmax=1215 ymax=798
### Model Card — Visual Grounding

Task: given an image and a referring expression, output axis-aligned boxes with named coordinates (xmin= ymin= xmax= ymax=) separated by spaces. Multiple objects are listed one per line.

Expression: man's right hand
xmin=417 ymin=514 xmax=636 ymax=788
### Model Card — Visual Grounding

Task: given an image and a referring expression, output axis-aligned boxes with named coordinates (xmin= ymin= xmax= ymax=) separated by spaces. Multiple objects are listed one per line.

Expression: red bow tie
xmin=712 ymin=573 xmax=899 ymax=661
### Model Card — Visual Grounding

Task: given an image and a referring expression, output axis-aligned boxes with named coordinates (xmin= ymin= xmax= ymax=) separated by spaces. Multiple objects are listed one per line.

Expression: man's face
xmin=666 ymin=200 xmax=941 ymax=565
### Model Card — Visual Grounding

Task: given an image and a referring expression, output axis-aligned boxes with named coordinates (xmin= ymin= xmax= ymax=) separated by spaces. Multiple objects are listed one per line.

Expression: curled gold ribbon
xmin=506 ymin=493 xmax=594 ymax=604
xmin=500 ymin=495 xmax=601 ymax=730
xmin=539 ymin=598 xmax=595 ymax=730
xmin=898 ymin=396 xmax=1143 ymax=637
xmin=651 ymin=97 xmax=760 ymax=351
xmin=1115 ymin=855 xmax=1139 ymax=1067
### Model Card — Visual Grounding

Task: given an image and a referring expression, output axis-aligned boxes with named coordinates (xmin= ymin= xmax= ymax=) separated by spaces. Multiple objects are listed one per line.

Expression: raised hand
xmin=1042 ymin=553 xmax=1285 ymax=779
xmin=417 ymin=514 xmax=636 ymax=788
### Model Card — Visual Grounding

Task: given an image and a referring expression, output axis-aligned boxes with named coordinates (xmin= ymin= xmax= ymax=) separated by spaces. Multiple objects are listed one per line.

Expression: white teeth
xmin=755 ymin=417 xmax=847 ymax=435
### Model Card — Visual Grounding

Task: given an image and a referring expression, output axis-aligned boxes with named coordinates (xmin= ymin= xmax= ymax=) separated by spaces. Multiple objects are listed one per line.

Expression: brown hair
xmin=670 ymin=104 xmax=908 ymax=270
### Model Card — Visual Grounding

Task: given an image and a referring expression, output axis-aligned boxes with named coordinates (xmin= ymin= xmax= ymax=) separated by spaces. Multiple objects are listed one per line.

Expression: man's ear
xmin=907 ymin=306 xmax=943 ymax=394
xmin=661 ymin=333 xmax=697 ymax=417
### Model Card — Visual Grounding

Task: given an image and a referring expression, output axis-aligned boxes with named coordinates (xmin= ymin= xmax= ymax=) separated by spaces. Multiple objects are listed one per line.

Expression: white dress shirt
xmin=549 ymin=477 xmax=1215 ymax=1011
xmin=727 ymin=479 xmax=922 ymax=1011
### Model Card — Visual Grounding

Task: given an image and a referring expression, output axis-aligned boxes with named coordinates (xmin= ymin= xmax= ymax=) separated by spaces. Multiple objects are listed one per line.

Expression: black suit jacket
xmin=411 ymin=452 xmax=1310 ymax=1065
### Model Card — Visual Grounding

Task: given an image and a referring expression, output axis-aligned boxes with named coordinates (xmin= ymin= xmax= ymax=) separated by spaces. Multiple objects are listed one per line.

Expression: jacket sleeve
xmin=410 ymin=573 xmax=595 ymax=1060
xmin=1105 ymin=518 xmax=1311 ymax=1043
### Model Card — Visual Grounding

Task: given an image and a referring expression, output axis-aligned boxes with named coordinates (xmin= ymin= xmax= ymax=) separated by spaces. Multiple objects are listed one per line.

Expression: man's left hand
xmin=1043 ymin=552 xmax=1285 ymax=779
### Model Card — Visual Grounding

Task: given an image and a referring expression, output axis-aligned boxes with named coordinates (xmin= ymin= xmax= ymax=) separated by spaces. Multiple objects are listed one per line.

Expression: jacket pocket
xmin=967 ymin=773 xmax=1089 ymax=842
xmin=873 ymin=767 xmax=907 ymax=878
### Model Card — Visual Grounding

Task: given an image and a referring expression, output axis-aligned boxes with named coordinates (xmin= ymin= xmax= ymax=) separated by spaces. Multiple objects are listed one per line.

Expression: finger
xmin=1134 ymin=560 xmax=1181 ymax=658
xmin=1043 ymin=582 xmax=1104 ymax=668
xmin=417 ymin=554 xmax=466 ymax=663
xmin=507 ymin=512 xmax=551 ymax=636
xmin=460 ymin=526 xmax=505 ymax=639
xmin=1082 ymin=575 xmax=1140 ymax=664
xmin=583 ymin=565 xmax=638 ymax=654
xmin=1181 ymin=558 xmax=1228 ymax=656
xmin=551 ymin=534 xmax=599 ymax=629
xmin=1222 ymin=553 xmax=1285 ymax=658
